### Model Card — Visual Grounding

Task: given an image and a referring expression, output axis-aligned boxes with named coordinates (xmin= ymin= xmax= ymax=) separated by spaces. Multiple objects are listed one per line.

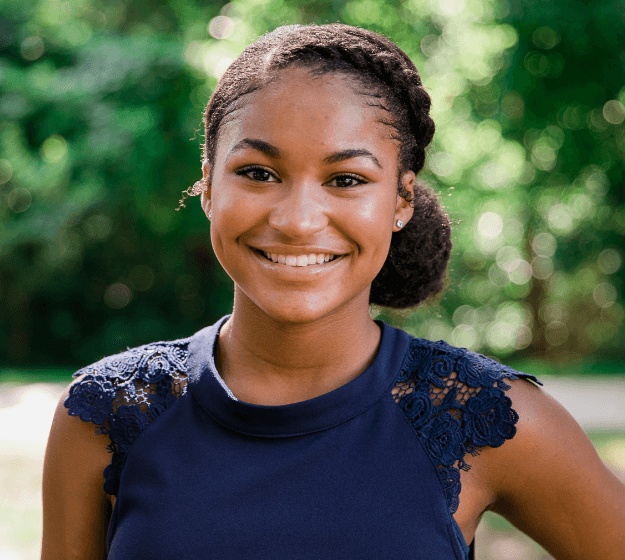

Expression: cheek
xmin=344 ymin=194 xmax=396 ymax=260
xmin=357 ymin=194 xmax=384 ymax=222
xmin=209 ymin=188 xmax=257 ymax=255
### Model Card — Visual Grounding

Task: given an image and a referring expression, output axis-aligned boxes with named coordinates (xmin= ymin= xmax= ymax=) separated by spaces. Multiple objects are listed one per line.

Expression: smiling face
xmin=202 ymin=66 xmax=415 ymax=325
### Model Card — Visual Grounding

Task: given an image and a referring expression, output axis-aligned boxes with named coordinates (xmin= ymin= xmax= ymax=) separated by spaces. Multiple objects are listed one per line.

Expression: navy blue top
xmin=65 ymin=317 xmax=539 ymax=559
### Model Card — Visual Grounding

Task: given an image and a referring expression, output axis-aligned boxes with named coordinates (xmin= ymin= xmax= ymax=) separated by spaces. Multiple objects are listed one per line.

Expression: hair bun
xmin=370 ymin=183 xmax=451 ymax=308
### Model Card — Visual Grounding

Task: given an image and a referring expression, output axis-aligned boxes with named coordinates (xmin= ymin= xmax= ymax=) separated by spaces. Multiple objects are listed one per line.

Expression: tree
xmin=1 ymin=0 xmax=623 ymax=368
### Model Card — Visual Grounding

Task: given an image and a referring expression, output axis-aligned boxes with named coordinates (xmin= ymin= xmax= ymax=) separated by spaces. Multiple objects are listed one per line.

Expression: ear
xmin=200 ymin=160 xmax=212 ymax=218
xmin=394 ymin=170 xmax=415 ymax=232
xmin=202 ymin=159 xmax=211 ymax=181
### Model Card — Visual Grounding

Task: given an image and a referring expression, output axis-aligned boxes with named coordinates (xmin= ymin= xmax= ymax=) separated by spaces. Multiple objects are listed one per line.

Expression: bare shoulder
xmin=45 ymin=377 xmax=112 ymax=474
xmin=487 ymin=378 xmax=625 ymax=559
xmin=41 ymin=381 xmax=111 ymax=559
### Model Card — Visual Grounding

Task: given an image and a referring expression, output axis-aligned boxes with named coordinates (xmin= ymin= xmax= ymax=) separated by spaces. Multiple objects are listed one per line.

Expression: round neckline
xmin=187 ymin=316 xmax=412 ymax=438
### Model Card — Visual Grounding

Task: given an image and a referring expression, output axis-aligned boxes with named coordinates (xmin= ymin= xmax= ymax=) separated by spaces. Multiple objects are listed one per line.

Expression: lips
xmin=261 ymin=251 xmax=338 ymax=267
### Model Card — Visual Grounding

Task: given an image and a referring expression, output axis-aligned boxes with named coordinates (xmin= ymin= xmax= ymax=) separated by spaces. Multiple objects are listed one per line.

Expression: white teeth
xmin=262 ymin=251 xmax=337 ymax=267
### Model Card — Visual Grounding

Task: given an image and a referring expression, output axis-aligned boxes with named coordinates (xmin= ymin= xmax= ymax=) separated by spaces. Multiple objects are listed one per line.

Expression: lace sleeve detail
xmin=392 ymin=337 xmax=541 ymax=514
xmin=64 ymin=339 xmax=190 ymax=495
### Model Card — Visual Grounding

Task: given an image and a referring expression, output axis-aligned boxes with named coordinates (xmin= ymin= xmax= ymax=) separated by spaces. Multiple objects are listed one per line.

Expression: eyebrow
xmin=228 ymin=138 xmax=280 ymax=158
xmin=227 ymin=138 xmax=382 ymax=169
xmin=324 ymin=149 xmax=382 ymax=168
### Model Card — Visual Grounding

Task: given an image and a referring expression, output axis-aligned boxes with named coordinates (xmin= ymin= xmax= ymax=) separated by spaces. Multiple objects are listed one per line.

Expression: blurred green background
xmin=1 ymin=0 xmax=624 ymax=374
xmin=1 ymin=2 xmax=624 ymax=558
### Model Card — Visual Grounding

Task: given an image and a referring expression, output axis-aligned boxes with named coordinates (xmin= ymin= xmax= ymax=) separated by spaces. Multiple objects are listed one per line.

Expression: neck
xmin=215 ymin=293 xmax=381 ymax=405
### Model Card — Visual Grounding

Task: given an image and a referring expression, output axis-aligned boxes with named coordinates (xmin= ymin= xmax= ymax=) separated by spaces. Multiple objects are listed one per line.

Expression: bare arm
xmin=41 ymin=386 xmax=112 ymax=560
xmin=489 ymin=380 xmax=625 ymax=559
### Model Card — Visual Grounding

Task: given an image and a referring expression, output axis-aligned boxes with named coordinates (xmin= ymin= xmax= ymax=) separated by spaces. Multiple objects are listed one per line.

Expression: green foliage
xmin=348 ymin=0 xmax=625 ymax=362
xmin=0 ymin=0 xmax=230 ymax=365
xmin=1 ymin=0 xmax=623 ymax=368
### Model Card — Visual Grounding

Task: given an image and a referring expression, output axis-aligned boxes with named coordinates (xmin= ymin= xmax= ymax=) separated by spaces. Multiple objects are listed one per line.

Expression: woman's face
xmin=202 ymin=66 xmax=414 ymax=325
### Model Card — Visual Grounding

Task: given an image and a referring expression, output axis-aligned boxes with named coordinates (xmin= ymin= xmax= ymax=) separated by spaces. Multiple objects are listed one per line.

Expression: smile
xmin=261 ymin=251 xmax=338 ymax=267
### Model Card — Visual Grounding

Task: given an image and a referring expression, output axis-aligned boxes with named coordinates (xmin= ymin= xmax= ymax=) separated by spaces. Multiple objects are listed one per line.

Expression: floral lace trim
xmin=392 ymin=338 xmax=540 ymax=514
xmin=64 ymin=340 xmax=190 ymax=495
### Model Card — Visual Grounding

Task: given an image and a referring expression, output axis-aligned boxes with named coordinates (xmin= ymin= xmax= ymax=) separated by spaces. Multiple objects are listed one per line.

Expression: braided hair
xmin=198 ymin=23 xmax=451 ymax=308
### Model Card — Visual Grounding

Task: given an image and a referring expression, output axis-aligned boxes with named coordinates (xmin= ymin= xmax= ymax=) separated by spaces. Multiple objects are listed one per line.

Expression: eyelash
xmin=235 ymin=166 xmax=278 ymax=183
xmin=235 ymin=166 xmax=368 ymax=188
xmin=329 ymin=174 xmax=368 ymax=189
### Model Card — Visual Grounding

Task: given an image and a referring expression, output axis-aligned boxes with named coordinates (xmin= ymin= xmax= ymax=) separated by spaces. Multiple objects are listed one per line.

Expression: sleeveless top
xmin=65 ymin=316 xmax=539 ymax=560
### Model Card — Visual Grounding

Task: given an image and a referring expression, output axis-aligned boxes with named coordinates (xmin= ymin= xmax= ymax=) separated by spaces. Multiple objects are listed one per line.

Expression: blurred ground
xmin=0 ymin=383 xmax=61 ymax=560
xmin=1 ymin=379 xmax=624 ymax=560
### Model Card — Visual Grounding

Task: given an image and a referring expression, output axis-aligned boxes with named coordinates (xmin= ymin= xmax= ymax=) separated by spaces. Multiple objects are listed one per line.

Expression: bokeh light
xmin=0 ymin=0 xmax=622 ymax=370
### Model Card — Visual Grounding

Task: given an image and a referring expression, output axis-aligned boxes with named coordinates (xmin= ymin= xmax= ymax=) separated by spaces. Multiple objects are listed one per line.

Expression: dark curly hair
xmin=191 ymin=23 xmax=452 ymax=309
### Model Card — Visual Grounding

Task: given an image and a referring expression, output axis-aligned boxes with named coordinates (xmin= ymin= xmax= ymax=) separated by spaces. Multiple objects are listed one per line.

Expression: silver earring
xmin=208 ymin=209 xmax=212 ymax=220
xmin=396 ymin=219 xmax=404 ymax=229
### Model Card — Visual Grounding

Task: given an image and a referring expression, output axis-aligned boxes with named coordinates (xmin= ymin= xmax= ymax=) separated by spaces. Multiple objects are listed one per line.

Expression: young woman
xmin=42 ymin=23 xmax=625 ymax=559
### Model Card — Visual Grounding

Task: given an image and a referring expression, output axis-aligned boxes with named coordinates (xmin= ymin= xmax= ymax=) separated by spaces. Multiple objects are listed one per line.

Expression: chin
xmin=256 ymin=297 xmax=338 ymax=326
xmin=240 ymin=288 xmax=367 ymax=327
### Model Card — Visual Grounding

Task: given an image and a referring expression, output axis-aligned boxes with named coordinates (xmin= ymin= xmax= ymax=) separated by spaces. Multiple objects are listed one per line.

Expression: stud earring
xmin=208 ymin=209 xmax=212 ymax=220
xmin=395 ymin=219 xmax=404 ymax=229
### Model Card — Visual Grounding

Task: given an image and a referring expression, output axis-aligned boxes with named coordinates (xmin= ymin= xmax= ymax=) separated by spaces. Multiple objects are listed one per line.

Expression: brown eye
xmin=250 ymin=169 xmax=272 ymax=182
xmin=328 ymin=174 xmax=366 ymax=188
xmin=236 ymin=166 xmax=278 ymax=182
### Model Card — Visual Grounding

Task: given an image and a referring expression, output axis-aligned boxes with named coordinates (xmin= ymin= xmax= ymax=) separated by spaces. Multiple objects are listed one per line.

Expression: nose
xmin=267 ymin=181 xmax=328 ymax=239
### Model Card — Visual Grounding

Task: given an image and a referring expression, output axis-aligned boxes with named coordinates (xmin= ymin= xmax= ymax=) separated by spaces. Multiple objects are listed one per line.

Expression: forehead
xmin=215 ymin=67 xmax=399 ymax=164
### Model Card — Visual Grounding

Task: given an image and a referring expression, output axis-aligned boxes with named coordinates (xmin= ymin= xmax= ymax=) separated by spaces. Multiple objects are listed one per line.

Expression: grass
xmin=506 ymin=358 xmax=625 ymax=377
xmin=0 ymin=369 xmax=74 ymax=384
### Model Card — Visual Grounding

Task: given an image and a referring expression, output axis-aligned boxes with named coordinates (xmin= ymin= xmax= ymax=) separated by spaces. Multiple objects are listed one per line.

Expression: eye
xmin=235 ymin=166 xmax=279 ymax=183
xmin=327 ymin=174 xmax=368 ymax=189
